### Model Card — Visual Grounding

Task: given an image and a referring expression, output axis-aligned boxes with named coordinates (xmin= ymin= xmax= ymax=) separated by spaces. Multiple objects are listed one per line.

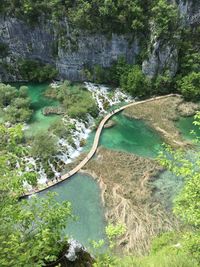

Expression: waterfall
xmin=84 ymin=82 xmax=132 ymax=113
xmin=57 ymin=115 xmax=94 ymax=164
xmin=23 ymin=82 xmax=132 ymax=186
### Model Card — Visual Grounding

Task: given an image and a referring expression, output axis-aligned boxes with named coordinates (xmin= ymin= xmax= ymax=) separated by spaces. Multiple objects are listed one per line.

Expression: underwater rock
xmin=42 ymin=106 xmax=64 ymax=116
xmin=104 ymin=119 xmax=116 ymax=129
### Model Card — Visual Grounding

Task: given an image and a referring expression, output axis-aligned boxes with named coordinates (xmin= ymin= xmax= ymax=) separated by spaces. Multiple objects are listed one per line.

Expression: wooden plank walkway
xmin=23 ymin=94 xmax=178 ymax=197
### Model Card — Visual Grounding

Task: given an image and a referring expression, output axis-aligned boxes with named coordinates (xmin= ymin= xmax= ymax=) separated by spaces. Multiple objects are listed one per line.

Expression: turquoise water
xmin=177 ymin=116 xmax=200 ymax=140
xmin=86 ymin=114 xmax=163 ymax=158
xmin=7 ymin=83 xmax=60 ymax=136
xmin=39 ymin=173 xmax=106 ymax=248
xmin=23 ymin=83 xmax=60 ymax=137
xmin=152 ymin=171 xmax=183 ymax=210
xmin=19 ymin=82 xmax=198 ymax=248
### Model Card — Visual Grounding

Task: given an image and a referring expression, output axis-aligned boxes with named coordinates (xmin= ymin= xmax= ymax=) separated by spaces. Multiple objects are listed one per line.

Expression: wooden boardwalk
xmin=24 ymin=94 xmax=178 ymax=196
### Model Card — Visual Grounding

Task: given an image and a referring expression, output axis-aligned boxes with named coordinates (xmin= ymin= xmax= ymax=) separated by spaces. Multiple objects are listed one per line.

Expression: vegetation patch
xmin=18 ymin=59 xmax=58 ymax=82
xmin=81 ymin=147 xmax=179 ymax=255
xmin=124 ymin=96 xmax=199 ymax=147
xmin=44 ymin=81 xmax=98 ymax=119
xmin=0 ymin=83 xmax=33 ymax=123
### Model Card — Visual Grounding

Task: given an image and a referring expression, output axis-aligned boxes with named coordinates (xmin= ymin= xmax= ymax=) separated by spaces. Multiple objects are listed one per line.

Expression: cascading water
xmin=56 ymin=83 xmax=132 ymax=166
xmin=57 ymin=114 xmax=94 ymax=164
xmin=22 ymin=82 xmax=132 ymax=187
xmin=84 ymin=82 xmax=132 ymax=113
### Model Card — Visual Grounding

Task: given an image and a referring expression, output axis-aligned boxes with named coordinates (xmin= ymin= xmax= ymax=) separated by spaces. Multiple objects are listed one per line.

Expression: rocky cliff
xmin=0 ymin=17 xmax=139 ymax=82
xmin=0 ymin=0 xmax=199 ymax=82
xmin=142 ymin=0 xmax=200 ymax=78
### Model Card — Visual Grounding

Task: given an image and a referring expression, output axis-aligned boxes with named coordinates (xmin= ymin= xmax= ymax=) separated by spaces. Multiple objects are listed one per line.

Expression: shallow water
xmin=152 ymin=170 xmax=183 ymax=210
xmin=39 ymin=173 xmax=106 ymax=248
xmin=25 ymin=83 xmax=60 ymax=137
xmin=86 ymin=113 xmax=163 ymax=158
xmin=13 ymin=83 xmax=60 ymax=137
xmin=177 ymin=116 xmax=200 ymax=140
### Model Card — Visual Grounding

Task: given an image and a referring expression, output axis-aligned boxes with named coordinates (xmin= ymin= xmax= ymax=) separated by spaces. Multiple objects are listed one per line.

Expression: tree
xmin=178 ymin=72 xmax=200 ymax=101
xmin=0 ymin=83 xmax=33 ymax=123
xmin=120 ymin=65 xmax=150 ymax=97
xmin=153 ymin=74 xmax=174 ymax=94
xmin=19 ymin=86 xmax=29 ymax=98
xmin=158 ymin=112 xmax=200 ymax=262
xmin=0 ymin=124 xmax=72 ymax=267
xmin=19 ymin=60 xmax=58 ymax=82
xmin=0 ymin=189 xmax=71 ymax=267
xmin=31 ymin=132 xmax=58 ymax=159
xmin=0 ymin=83 xmax=18 ymax=107
xmin=152 ymin=0 xmax=179 ymax=39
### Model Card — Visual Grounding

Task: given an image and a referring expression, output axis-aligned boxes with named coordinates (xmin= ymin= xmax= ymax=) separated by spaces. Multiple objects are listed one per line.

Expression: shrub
xmin=19 ymin=59 xmax=58 ymax=82
xmin=31 ymin=133 xmax=58 ymax=159
xmin=152 ymin=0 xmax=180 ymax=39
xmin=51 ymin=82 xmax=99 ymax=119
xmin=0 ymin=83 xmax=33 ymax=123
xmin=177 ymin=72 xmax=200 ymax=101
xmin=0 ymin=42 xmax=9 ymax=57
xmin=153 ymin=74 xmax=174 ymax=94
xmin=120 ymin=65 xmax=150 ymax=97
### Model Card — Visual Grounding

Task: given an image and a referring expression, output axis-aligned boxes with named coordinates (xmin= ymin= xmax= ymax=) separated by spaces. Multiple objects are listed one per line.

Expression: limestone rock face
xmin=0 ymin=0 xmax=199 ymax=82
xmin=177 ymin=0 xmax=200 ymax=26
xmin=142 ymin=41 xmax=178 ymax=78
xmin=0 ymin=17 xmax=139 ymax=82
xmin=142 ymin=0 xmax=200 ymax=78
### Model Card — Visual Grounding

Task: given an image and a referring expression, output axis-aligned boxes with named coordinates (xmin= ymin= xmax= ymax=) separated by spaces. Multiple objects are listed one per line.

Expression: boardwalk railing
xmin=23 ymin=94 xmax=178 ymax=196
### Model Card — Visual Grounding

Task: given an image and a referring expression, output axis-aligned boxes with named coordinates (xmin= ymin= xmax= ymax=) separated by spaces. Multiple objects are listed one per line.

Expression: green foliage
xmin=0 ymin=191 xmax=71 ymax=267
xmin=158 ymin=144 xmax=200 ymax=229
xmin=174 ymin=173 xmax=200 ymax=227
xmin=64 ymin=90 xmax=98 ymax=119
xmin=64 ymin=0 xmax=147 ymax=34
xmin=31 ymin=132 xmax=58 ymax=159
xmin=180 ymin=49 xmax=200 ymax=76
xmin=0 ymin=83 xmax=18 ymax=107
xmin=46 ymin=81 xmax=98 ymax=119
xmin=157 ymin=115 xmax=200 ymax=262
xmin=178 ymin=26 xmax=200 ymax=76
xmin=19 ymin=60 xmax=58 ymax=82
xmin=177 ymin=72 xmax=200 ymax=101
xmin=0 ymin=123 xmax=24 ymax=154
xmin=0 ymin=122 xmax=72 ymax=266
xmin=0 ymin=83 xmax=33 ymax=123
xmin=105 ymin=223 xmax=126 ymax=249
xmin=93 ymin=223 xmax=126 ymax=267
xmin=152 ymin=0 xmax=180 ymax=39
xmin=84 ymin=57 xmax=130 ymax=86
xmin=2 ymin=0 xmax=150 ymax=34
xmin=113 ymin=253 xmax=199 ymax=267
xmin=153 ymin=74 xmax=174 ymax=94
xmin=19 ymin=86 xmax=29 ymax=98
xmin=120 ymin=65 xmax=150 ymax=97
xmin=49 ymin=119 xmax=73 ymax=138
xmin=150 ymin=231 xmax=179 ymax=255
xmin=0 ymin=42 xmax=9 ymax=57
